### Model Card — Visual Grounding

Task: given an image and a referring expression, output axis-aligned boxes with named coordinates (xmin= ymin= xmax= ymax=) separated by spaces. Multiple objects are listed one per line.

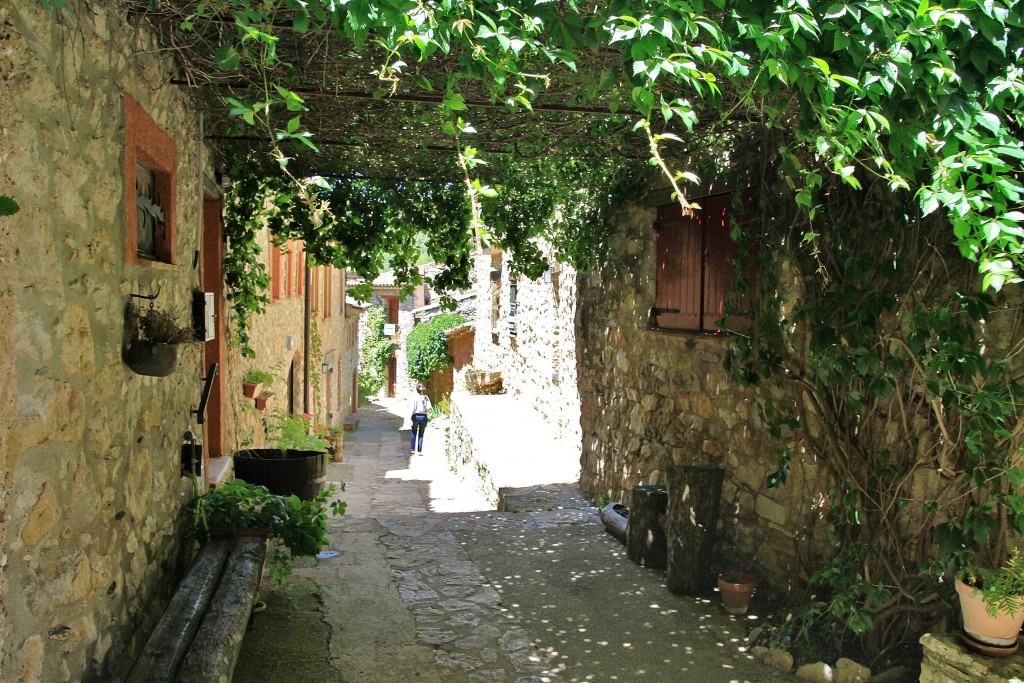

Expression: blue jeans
xmin=410 ymin=414 xmax=428 ymax=452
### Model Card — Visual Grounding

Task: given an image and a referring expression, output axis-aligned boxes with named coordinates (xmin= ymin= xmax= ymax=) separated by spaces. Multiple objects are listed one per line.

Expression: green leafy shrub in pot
xmin=243 ymin=369 xmax=275 ymax=387
xmin=265 ymin=411 xmax=331 ymax=453
xmin=958 ymin=550 xmax=1024 ymax=618
xmin=126 ymin=301 xmax=198 ymax=344
xmin=187 ymin=478 xmax=346 ymax=585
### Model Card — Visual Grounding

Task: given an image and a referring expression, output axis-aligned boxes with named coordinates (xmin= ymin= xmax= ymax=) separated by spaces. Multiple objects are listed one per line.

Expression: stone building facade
xmin=220 ymin=238 xmax=360 ymax=461
xmin=470 ymin=248 xmax=582 ymax=444
xmin=0 ymin=2 xmax=359 ymax=681
xmin=575 ymin=202 xmax=824 ymax=584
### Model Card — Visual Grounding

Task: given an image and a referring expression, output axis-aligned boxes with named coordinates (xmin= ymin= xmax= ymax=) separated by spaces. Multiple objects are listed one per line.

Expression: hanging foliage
xmin=358 ymin=305 xmax=395 ymax=398
xmin=721 ymin=146 xmax=1024 ymax=662
xmin=406 ymin=313 xmax=466 ymax=382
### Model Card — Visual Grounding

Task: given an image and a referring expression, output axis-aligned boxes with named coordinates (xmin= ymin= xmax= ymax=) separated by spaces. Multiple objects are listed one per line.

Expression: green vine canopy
xmin=125 ymin=0 xmax=1024 ymax=292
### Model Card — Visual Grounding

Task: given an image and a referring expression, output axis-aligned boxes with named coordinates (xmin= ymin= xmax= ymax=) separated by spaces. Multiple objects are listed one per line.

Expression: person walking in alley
xmin=409 ymin=383 xmax=432 ymax=455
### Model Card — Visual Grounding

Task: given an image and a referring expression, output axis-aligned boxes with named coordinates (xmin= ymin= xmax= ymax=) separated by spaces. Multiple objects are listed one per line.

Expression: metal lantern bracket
xmin=129 ymin=287 xmax=162 ymax=302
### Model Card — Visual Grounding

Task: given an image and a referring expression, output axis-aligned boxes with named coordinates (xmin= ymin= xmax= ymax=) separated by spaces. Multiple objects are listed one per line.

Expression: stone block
xmin=762 ymin=648 xmax=794 ymax=673
xmin=834 ymin=657 xmax=871 ymax=683
xmin=755 ymin=494 xmax=787 ymax=527
xmin=795 ymin=662 xmax=833 ymax=683
xmin=920 ymin=632 xmax=1024 ymax=682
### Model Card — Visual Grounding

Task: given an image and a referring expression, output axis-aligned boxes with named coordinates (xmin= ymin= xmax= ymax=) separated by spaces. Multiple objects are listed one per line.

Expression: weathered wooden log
xmin=600 ymin=502 xmax=629 ymax=544
xmin=177 ymin=536 xmax=266 ymax=683
xmin=627 ymin=485 xmax=668 ymax=569
xmin=665 ymin=465 xmax=724 ymax=595
xmin=127 ymin=541 xmax=231 ymax=683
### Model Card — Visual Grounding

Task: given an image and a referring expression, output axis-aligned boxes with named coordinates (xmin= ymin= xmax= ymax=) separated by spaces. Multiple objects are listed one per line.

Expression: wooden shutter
xmin=387 ymin=296 xmax=399 ymax=324
xmin=270 ymin=243 xmax=282 ymax=300
xmin=701 ymin=193 xmax=737 ymax=331
xmin=324 ymin=268 xmax=332 ymax=317
xmin=654 ymin=203 xmax=701 ymax=330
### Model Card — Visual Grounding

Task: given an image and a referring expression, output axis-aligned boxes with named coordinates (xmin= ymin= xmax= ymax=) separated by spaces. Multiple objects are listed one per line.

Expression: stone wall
xmin=470 ymin=249 xmax=582 ymax=445
xmin=0 ymin=2 xmax=213 ymax=679
xmin=575 ymin=204 xmax=826 ymax=584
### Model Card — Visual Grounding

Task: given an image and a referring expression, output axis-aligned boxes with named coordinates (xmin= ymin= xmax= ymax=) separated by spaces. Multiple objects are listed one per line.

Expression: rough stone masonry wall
xmin=470 ymin=250 xmax=583 ymax=445
xmin=222 ymin=258 xmax=356 ymax=451
xmin=575 ymin=205 xmax=828 ymax=585
xmin=222 ymin=252 xmax=306 ymax=452
xmin=0 ymin=2 xmax=213 ymax=680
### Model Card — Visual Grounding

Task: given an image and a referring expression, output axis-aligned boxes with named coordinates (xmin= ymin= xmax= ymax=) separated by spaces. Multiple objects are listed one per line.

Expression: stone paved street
xmin=234 ymin=398 xmax=790 ymax=683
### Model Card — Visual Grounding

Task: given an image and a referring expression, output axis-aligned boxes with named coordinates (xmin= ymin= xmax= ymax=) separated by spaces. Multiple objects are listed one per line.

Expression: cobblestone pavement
xmin=235 ymin=399 xmax=789 ymax=683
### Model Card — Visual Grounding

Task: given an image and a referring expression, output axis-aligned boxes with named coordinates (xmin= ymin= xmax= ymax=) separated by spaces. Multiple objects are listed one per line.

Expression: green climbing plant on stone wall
xmin=358 ymin=305 xmax=395 ymax=398
xmin=406 ymin=313 xmax=465 ymax=382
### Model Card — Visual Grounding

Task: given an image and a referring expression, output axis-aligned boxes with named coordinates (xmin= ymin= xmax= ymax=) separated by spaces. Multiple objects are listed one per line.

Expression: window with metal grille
xmin=123 ymin=94 xmax=176 ymax=265
xmin=653 ymin=191 xmax=752 ymax=333
xmin=134 ymin=162 xmax=166 ymax=260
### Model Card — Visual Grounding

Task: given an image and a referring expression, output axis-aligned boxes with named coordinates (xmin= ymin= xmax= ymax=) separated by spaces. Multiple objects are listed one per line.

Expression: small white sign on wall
xmin=383 ymin=323 xmax=397 ymax=336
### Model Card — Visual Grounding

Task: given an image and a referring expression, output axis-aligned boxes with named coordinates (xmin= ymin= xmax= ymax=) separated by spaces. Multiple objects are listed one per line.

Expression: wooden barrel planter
xmin=232 ymin=449 xmax=327 ymax=501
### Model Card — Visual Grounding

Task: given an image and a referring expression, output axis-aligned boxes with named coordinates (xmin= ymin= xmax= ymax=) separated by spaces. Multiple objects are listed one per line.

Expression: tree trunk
xmin=600 ymin=502 xmax=629 ymax=543
xmin=665 ymin=465 xmax=724 ymax=595
xmin=126 ymin=541 xmax=230 ymax=683
xmin=627 ymin=485 xmax=668 ymax=569
xmin=177 ymin=536 xmax=266 ymax=682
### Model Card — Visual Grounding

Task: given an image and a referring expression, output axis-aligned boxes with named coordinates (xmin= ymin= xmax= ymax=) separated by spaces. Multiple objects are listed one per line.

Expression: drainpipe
xmin=303 ymin=252 xmax=312 ymax=413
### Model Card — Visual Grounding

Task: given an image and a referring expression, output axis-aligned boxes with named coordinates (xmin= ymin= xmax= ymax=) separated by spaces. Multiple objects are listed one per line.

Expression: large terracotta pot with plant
xmin=242 ymin=369 xmax=274 ymax=398
xmin=955 ymin=551 xmax=1024 ymax=656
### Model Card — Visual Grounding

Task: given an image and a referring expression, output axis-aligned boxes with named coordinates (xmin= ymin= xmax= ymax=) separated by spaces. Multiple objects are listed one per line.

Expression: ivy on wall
xmin=722 ymin=155 xmax=1024 ymax=663
xmin=406 ymin=313 xmax=465 ymax=382
xmin=358 ymin=305 xmax=395 ymax=398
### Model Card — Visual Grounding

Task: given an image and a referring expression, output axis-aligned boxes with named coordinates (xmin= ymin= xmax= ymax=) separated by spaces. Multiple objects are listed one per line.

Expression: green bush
xmin=428 ymin=395 xmax=451 ymax=420
xmin=406 ymin=313 xmax=465 ymax=381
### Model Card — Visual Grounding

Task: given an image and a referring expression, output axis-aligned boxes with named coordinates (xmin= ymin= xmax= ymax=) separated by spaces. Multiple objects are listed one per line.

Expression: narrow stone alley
xmin=233 ymin=399 xmax=789 ymax=683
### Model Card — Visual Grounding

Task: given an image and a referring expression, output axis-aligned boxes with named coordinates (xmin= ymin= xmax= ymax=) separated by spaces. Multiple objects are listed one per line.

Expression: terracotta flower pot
xmin=243 ymin=381 xmax=259 ymax=398
xmin=718 ymin=572 xmax=756 ymax=615
xmin=955 ymin=579 xmax=1024 ymax=656
xmin=254 ymin=393 xmax=273 ymax=410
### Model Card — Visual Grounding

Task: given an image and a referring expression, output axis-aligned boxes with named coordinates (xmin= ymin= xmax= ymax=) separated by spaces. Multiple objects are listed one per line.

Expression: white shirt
xmin=411 ymin=393 xmax=432 ymax=415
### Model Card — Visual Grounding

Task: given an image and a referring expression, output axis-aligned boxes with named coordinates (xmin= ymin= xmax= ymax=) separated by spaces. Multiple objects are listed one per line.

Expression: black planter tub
xmin=232 ymin=449 xmax=328 ymax=501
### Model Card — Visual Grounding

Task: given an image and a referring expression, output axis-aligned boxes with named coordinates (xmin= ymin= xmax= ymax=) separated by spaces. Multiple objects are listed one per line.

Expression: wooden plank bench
xmin=127 ymin=536 xmax=265 ymax=683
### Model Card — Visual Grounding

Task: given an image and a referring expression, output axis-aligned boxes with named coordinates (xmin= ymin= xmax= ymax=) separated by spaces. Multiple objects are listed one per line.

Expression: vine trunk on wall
xmin=726 ymin=159 xmax=1024 ymax=663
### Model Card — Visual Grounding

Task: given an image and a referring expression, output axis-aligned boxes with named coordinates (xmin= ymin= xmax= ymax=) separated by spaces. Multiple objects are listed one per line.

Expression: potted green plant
xmin=955 ymin=550 xmax=1024 ymax=656
xmin=243 ymin=369 xmax=274 ymax=398
xmin=233 ymin=412 xmax=332 ymax=500
xmin=187 ymin=478 xmax=346 ymax=586
xmin=124 ymin=301 xmax=200 ymax=376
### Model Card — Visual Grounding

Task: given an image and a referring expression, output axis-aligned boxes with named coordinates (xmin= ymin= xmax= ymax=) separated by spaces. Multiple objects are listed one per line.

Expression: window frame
xmin=123 ymin=94 xmax=177 ymax=266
